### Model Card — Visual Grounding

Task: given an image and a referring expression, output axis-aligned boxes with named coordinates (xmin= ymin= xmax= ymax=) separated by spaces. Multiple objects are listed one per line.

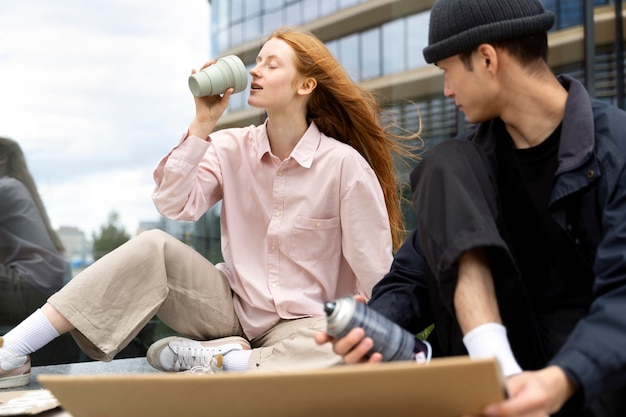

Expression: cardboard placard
xmin=38 ymin=356 xmax=505 ymax=417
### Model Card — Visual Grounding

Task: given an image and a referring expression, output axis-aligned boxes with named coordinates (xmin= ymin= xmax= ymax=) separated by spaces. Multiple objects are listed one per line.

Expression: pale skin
xmin=189 ymin=37 xmax=316 ymax=160
xmin=39 ymin=37 xmax=319 ymax=349
xmin=316 ymin=44 xmax=577 ymax=416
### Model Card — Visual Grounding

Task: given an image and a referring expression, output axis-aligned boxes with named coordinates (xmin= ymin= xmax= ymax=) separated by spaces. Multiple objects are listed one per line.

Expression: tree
xmin=92 ymin=211 xmax=131 ymax=261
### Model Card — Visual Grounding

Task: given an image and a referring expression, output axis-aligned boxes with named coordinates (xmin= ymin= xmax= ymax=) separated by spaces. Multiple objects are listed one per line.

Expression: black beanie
xmin=423 ymin=0 xmax=555 ymax=64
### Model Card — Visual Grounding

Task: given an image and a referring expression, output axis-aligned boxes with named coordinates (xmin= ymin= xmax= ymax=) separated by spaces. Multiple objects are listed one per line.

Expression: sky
xmin=0 ymin=0 xmax=211 ymax=238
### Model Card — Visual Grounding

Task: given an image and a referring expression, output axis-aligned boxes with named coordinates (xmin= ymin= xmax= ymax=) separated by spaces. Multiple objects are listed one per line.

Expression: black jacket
xmin=369 ymin=75 xmax=626 ymax=407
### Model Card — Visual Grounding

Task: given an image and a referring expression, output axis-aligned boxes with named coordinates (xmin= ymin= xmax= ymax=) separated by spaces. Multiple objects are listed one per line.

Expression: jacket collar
xmin=555 ymin=74 xmax=594 ymax=174
xmin=472 ymin=74 xmax=594 ymax=175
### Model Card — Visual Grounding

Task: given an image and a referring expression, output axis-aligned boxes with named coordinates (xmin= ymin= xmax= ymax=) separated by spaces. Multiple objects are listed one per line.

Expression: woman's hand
xmin=188 ymin=60 xmax=235 ymax=140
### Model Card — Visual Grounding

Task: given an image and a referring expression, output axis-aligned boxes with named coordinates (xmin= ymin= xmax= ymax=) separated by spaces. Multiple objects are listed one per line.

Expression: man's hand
xmin=314 ymin=327 xmax=383 ymax=364
xmin=314 ymin=294 xmax=383 ymax=364
xmin=467 ymin=366 xmax=576 ymax=417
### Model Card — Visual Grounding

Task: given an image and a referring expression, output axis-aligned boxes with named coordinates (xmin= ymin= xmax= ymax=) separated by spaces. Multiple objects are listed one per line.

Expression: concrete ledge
xmin=0 ymin=357 xmax=158 ymax=392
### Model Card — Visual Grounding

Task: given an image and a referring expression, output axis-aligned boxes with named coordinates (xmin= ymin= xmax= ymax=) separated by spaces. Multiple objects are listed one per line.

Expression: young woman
xmin=0 ymin=28 xmax=419 ymax=388
xmin=0 ymin=137 xmax=67 ymax=326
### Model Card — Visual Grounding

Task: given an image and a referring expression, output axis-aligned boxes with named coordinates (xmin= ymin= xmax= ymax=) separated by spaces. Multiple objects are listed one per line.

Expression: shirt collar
xmin=256 ymin=119 xmax=321 ymax=168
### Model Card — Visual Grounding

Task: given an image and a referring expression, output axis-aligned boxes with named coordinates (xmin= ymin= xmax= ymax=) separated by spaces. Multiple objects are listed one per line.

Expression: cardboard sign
xmin=38 ymin=356 xmax=505 ymax=417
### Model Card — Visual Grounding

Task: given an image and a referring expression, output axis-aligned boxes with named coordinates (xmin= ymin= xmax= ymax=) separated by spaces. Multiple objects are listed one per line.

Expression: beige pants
xmin=48 ymin=229 xmax=341 ymax=371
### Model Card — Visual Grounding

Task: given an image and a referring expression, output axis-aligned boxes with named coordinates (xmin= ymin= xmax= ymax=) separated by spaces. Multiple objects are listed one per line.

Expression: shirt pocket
xmin=289 ymin=216 xmax=340 ymax=261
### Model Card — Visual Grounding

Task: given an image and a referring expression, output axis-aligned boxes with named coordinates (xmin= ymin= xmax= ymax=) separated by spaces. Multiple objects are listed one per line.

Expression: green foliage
xmin=417 ymin=324 xmax=434 ymax=341
xmin=92 ymin=211 xmax=131 ymax=261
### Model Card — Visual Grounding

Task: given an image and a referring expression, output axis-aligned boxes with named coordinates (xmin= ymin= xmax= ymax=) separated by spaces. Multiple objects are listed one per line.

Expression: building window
xmin=382 ymin=19 xmax=406 ymax=76
xmin=211 ymin=0 xmax=368 ymax=52
xmin=544 ymin=0 xmax=613 ymax=30
xmin=339 ymin=34 xmax=360 ymax=81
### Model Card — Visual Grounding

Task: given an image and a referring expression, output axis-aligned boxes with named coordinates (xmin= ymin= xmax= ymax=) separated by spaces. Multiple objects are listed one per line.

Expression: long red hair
xmin=270 ymin=28 xmax=421 ymax=251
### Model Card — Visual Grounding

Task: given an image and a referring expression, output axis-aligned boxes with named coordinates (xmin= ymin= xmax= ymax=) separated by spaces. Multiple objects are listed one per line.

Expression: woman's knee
xmin=126 ymin=229 xmax=175 ymax=253
xmin=136 ymin=228 xmax=170 ymax=242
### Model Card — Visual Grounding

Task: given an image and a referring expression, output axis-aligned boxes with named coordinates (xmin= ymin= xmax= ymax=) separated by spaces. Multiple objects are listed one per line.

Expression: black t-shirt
xmin=495 ymin=121 xmax=593 ymax=314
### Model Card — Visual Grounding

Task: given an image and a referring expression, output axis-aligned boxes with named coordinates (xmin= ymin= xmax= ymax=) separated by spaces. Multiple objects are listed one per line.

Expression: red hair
xmin=270 ymin=28 xmax=421 ymax=251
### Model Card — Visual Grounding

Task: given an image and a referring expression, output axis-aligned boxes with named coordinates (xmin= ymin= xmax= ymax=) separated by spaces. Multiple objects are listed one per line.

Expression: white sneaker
xmin=183 ymin=354 xmax=225 ymax=375
xmin=0 ymin=346 xmax=31 ymax=388
xmin=146 ymin=336 xmax=250 ymax=372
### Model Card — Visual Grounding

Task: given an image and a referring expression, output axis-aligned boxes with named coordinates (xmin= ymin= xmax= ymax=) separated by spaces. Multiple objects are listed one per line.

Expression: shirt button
xmin=315 ymin=222 xmax=321 ymax=227
xmin=271 ymin=283 xmax=278 ymax=288
xmin=275 ymin=211 xmax=281 ymax=217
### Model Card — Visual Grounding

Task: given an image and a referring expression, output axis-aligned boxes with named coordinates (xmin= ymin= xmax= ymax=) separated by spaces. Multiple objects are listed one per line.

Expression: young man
xmin=316 ymin=0 xmax=626 ymax=415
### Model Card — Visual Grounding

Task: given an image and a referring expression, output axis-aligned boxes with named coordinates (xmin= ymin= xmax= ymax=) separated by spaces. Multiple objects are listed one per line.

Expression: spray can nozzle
xmin=323 ymin=301 xmax=336 ymax=316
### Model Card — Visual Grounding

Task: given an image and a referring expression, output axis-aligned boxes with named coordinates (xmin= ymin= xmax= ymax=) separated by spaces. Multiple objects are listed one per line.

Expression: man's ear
xmin=476 ymin=44 xmax=498 ymax=74
xmin=297 ymin=77 xmax=317 ymax=96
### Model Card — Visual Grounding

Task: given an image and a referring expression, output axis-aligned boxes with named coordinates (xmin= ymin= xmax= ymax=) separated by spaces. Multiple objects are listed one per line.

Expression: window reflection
xmin=245 ymin=16 xmax=262 ymax=43
xmin=231 ymin=21 xmax=244 ymax=46
xmin=264 ymin=0 xmax=284 ymax=10
xmin=285 ymin=2 xmax=303 ymax=26
xmin=361 ymin=27 xmax=381 ymax=80
xmin=320 ymin=0 xmax=340 ymax=16
xmin=231 ymin=0 xmax=244 ymax=22
xmin=262 ymin=8 xmax=283 ymax=36
xmin=382 ymin=19 xmax=405 ymax=76
xmin=407 ymin=13 xmax=429 ymax=69
xmin=339 ymin=34 xmax=360 ymax=81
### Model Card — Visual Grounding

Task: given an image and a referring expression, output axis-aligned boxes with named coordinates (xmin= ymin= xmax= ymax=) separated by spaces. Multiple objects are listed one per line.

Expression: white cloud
xmin=0 ymin=0 xmax=211 ymax=237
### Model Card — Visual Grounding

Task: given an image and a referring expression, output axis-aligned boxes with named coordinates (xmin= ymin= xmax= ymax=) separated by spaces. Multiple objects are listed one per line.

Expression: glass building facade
xmin=195 ymin=0 xmax=625 ymax=258
xmin=210 ymin=0 xmax=624 ymax=139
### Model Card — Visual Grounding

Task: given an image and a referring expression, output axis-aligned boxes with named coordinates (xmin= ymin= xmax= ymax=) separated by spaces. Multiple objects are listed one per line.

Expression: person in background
xmin=0 ymin=137 xmax=67 ymax=326
xmin=316 ymin=0 xmax=626 ymax=416
xmin=0 ymin=27 xmax=419 ymax=389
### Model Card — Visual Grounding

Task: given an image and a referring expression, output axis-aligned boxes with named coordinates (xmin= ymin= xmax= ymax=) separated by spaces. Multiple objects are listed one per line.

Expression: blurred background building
xmin=191 ymin=0 xmax=625 ymax=261
xmin=57 ymin=226 xmax=92 ymax=274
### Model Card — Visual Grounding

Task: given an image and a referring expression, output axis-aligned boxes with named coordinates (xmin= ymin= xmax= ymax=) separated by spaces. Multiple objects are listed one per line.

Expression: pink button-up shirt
xmin=152 ymin=120 xmax=393 ymax=339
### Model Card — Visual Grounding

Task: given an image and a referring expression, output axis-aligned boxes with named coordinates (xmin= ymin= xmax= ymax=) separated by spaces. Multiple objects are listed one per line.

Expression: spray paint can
xmin=324 ymin=296 xmax=430 ymax=363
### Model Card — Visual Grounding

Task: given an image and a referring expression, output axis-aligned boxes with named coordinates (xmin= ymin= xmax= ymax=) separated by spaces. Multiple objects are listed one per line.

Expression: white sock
xmin=462 ymin=322 xmax=522 ymax=377
xmin=223 ymin=350 xmax=251 ymax=372
xmin=2 ymin=309 xmax=61 ymax=356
